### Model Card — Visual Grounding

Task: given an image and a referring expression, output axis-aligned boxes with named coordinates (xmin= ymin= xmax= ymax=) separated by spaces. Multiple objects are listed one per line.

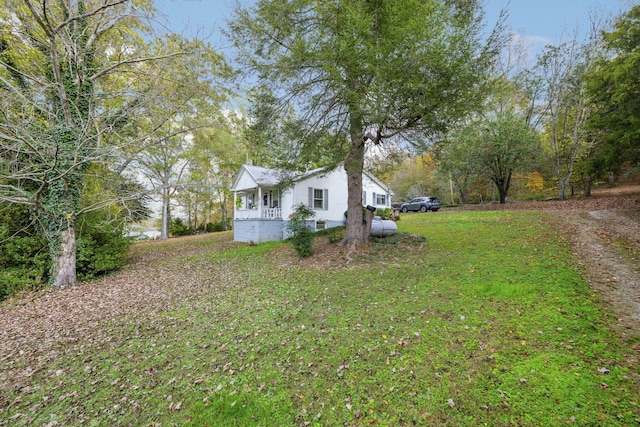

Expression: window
xmin=308 ymin=187 xmax=328 ymax=210
xmin=313 ymin=189 xmax=323 ymax=209
xmin=375 ymin=193 xmax=386 ymax=205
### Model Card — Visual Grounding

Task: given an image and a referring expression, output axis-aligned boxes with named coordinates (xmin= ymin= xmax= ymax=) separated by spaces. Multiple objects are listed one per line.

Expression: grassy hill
xmin=1 ymin=211 xmax=638 ymax=426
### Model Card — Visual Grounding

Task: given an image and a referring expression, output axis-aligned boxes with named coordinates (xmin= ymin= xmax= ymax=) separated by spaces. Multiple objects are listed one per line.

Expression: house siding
xmin=281 ymin=219 xmax=345 ymax=239
xmin=233 ymin=219 xmax=284 ymax=243
xmin=363 ymin=175 xmax=390 ymax=209
xmin=234 ymin=169 xmax=259 ymax=192
xmin=291 ymin=169 xmax=349 ymax=222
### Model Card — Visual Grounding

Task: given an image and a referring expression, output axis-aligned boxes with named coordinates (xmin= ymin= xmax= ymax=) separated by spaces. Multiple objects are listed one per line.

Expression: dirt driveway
xmin=459 ymin=185 xmax=640 ymax=336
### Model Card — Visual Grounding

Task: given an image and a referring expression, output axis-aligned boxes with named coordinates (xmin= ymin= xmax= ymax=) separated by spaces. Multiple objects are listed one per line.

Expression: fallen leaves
xmin=1 ymin=202 xmax=639 ymax=425
xmin=168 ymin=400 xmax=182 ymax=411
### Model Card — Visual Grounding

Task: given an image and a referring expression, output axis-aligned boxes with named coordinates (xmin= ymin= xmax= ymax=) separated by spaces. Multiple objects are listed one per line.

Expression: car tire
xmin=402 ymin=207 xmax=408 ymax=213
xmin=420 ymin=205 xmax=427 ymax=212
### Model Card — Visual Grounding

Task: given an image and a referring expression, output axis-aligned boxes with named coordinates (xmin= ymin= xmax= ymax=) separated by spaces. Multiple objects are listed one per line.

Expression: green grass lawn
xmin=1 ymin=211 xmax=638 ymax=426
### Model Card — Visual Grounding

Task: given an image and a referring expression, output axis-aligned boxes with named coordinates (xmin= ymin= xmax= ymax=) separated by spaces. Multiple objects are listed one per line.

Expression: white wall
xmin=362 ymin=174 xmax=391 ymax=208
xmin=290 ymin=169 xmax=349 ymax=222
xmin=233 ymin=168 xmax=256 ymax=190
xmin=285 ymin=168 xmax=390 ymax=221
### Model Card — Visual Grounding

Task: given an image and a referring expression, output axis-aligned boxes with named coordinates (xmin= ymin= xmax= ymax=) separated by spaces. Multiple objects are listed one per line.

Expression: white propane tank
xmin=370 ymin=216 xmax=398 ymax=237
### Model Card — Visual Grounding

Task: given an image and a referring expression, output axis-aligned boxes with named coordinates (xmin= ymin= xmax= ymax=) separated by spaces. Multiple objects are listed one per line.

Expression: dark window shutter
xmin=308 ymin=187 xmax=313 ymax=208
xmin=324 ymin=189 xmax=329 ymax=210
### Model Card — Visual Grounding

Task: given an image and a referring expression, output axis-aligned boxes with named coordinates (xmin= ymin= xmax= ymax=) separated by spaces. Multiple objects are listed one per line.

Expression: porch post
xmin=257 ymin=187 xmax=262 ymax=218
xmin=233 ymin=190 xmax=237 ymax=219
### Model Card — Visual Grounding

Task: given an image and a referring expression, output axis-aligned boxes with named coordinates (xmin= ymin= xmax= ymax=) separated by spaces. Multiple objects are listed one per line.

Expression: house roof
xmin=231 ymin=164 xmax=391 ymax=194
xmin=231 ymin=164 xmax=326 ymax=191
xmin=243 ymin=165 xmax=281 ymax=186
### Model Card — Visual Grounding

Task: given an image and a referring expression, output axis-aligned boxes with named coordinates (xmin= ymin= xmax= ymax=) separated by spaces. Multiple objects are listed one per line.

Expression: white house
xmin=231 ymin=164 xmax=392 ymax=243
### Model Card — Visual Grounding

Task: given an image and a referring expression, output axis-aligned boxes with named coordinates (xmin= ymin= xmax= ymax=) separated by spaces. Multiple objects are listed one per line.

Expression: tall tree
xmin=441 ymin=107 xmax=539 ymax=204
xmin=586 ymin=5 xmax=640 ymax=175
xmin=435 ymin=125 xmax=485 ymax=204
xmin=191 ymin=120 xmax=247 ymax=232
xmin=228 ymin=0 xmax=503 ymax=245
xmin=534 ymin=22 xmax=604 ymax=199
xmin=0 ymin=1 xmax=227 ymax=285
xmin=479 ymin=109 xmax=540 ymax=203
xmin=127 ymin=36 xmax=232 ymax=240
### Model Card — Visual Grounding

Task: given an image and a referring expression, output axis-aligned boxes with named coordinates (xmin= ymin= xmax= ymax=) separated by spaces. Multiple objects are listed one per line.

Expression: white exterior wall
xmin=279 ymin=188 xmax=295 ymax=219
xmin=291 ymin=169 xmax=349 ymax=223
xmin=234 ymin=169 xmax=258 ymax=192
xmin=233 ymin=219 xmax=283 ymax=243
xmin=362 ymin=174 xmax=391 ymax=209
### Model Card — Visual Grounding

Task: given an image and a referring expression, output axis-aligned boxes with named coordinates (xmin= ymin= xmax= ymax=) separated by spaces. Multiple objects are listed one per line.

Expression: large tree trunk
xmin=361 ymin=208 xmax=374 ymax=241
xmin=584 ymin=174 xmax=592 ymax=197
xmin=558 ymin=176 xmax=569 ymax=200
xmin=493 ymin=171 xmax=512 ymax=204
xmin=221 ymin=195 xmax=228 ymax=231
xmin=161 ymin=186 xmax=171 ymax=239
xmin=343 ymin=121 xmax=367 ymax=245
xmin=53 ymin=226 xmax=77 ymax=287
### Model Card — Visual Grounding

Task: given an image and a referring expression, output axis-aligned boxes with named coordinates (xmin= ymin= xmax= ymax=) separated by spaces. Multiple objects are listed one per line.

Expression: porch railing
xmin=235 ymin=207 xmax=282 ymax=220
xmin=261 ymin=207 xmax=282 ymax=219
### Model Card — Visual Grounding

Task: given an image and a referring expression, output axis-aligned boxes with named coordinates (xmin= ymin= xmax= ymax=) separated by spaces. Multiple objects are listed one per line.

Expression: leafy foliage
xmin=374 ymin=207 xmax=396 ymax=221
xmin=533 ymin=32 xmax=603 ymax=199
xmin=0 ymin=204 xmax=50 ymax=300
xmin=75 ymin=211 xmax=131 ymax=282
xmin=586 ymin=5 xmax=640 ymax=172
xmin=169 ymin=218 xmax=193 ymax=237
xmin=0 ymin=202 xmax=136 ymax=300
xmin=286 ymin=203 xmax=316 ymax=258
xmin=0 ymin=0 xmax=231 ymax=286
xmin=441 ymin=108 xmax=539 ymax=204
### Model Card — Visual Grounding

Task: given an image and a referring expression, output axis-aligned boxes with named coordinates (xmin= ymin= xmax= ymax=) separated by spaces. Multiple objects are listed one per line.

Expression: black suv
xmin=400 ymin=196 xmax=441 ymax=213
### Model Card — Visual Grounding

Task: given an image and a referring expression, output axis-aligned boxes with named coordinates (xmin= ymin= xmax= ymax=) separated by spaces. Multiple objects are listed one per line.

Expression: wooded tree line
xmin=0 ymin=0 xmax=239 ymax=292
xmin=372 ymin=6 xmax=640 ymax=205
xmin=1 ymin=0 xmax=638 ymax=296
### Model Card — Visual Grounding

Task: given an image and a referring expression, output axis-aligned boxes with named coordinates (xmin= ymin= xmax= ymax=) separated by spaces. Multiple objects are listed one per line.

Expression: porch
xmin=234 ymin=207 xmax=283 ymax=220
xmin=233 ymin=186 xmax=282 ymax=220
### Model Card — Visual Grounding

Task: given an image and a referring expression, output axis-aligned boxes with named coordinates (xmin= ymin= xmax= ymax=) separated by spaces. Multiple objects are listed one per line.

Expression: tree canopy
xmin=228 ymin=0 xmax=503 ymax=244
xmin=0 ymin=0 xmax=231 ymax=286
xmin=586 ymin=5 xmax=640 ymax=172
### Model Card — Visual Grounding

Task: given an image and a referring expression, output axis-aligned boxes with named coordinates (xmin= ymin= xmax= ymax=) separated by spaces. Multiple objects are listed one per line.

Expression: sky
xmin=154 ymin=0 xmax=634 ymax=57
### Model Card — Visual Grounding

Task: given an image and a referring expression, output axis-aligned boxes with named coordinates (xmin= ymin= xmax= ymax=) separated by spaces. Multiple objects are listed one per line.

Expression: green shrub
xmin=0 ymin=203 xmax=135 ymax=301
xmin=76 ymin=230 xmax=129 ymax=281
xmin=327 ymin=227 xmax=345 ymax=243
xmin=205 ymin=219 xmax=232 ymax=233
xmin=375 ymin=207 xmax=399 ymax=221
xmin=170 ymin=218 xmax=193 ymax=236
xmin=206 ymin=222 xmax=223 ymax=232
xmin=0 ymin=205 xmax=50 ymax=300
xmin=0 ymin=231 xmax=50 ymax=300
xmin=287 ymin=204 xmax=315 ymax=258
